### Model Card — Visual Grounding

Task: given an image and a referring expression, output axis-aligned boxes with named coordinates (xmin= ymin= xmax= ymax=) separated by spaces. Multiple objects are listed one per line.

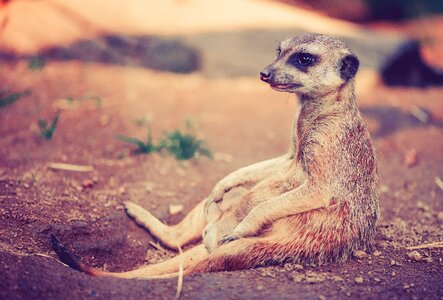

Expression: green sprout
xmin=0 ymin=90 xmax=30 ymax=108
xmin=158 ymin=128 xmax=212 ymax=160
xmin=27 ymin=56 xmax=46 ymax=71
xmin=117 ymin=121 xmax=212 ymax=160
xmin=117 ymin=129 xmax=156 ymax=154
xmin=38 ymin=113 xmax=60 ymax=140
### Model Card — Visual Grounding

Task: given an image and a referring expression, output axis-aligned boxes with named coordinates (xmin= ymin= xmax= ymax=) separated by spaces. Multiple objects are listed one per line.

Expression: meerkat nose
xmin=260 ymin=71 xmax=271 ymax=82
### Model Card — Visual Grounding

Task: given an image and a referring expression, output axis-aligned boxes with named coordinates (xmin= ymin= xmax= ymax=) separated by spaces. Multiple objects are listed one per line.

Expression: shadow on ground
xmin=361 ymin=106 xmax=443 ymax=138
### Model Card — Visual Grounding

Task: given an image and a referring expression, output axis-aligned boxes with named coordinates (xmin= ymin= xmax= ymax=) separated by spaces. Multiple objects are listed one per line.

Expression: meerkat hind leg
xmin=104 ymin=237 xmax=263 ymax=278
xmin=124 ymin=200 xmax=208 ymax=250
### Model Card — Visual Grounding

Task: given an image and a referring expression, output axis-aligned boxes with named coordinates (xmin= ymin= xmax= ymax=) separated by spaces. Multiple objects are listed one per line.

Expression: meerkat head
xmin=260 ymin=33 xmax=359 ymax=98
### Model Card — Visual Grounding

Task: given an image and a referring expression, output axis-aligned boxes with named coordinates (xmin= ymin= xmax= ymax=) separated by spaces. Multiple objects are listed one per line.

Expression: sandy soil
xmin=0 ymin=1 xmax=442 ymax=299
xmin=1 ymin=58 xmax=443 ymax=299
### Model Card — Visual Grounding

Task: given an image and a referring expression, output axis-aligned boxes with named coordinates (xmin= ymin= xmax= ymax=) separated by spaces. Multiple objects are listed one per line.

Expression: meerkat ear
xmin=340 ymin=54 xmax=359 ymax=81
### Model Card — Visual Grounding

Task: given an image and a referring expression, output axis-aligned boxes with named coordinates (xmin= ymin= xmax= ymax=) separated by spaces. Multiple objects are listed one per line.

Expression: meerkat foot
xmin=124 ymin=201 xmax=155 ymax=226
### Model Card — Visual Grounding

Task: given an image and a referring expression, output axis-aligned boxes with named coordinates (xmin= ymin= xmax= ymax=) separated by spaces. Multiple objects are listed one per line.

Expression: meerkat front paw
xmin=204 ymin=183 xmax=230 ymax=214
xmin=219 ymin=218 xmax=261 ymax=244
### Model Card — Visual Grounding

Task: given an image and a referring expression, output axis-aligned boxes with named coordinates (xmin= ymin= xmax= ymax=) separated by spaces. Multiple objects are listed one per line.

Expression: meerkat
xmin=52 ymin=33 xmax=379 ymax=279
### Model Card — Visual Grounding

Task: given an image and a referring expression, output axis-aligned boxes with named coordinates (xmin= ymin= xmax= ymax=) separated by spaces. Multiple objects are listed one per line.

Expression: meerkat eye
xmin=275 ymin=46 xmax=282 ymax=56
xmin=296 ymin=53 xmax=315 ymax=66
xmin=287 ymin=52 xmax=317 ymax=71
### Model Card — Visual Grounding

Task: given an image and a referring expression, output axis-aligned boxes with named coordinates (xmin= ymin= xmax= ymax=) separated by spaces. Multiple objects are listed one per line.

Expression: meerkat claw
xmin=219 ymin=234 xmax=239 ymax=246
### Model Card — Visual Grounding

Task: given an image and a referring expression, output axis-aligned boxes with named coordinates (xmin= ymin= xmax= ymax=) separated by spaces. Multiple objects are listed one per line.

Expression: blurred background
xmin=0 ymin=1 xmax=442 ymax=299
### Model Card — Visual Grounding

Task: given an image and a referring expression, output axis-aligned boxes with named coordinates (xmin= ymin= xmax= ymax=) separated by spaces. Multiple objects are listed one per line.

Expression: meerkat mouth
xmin=270 ymin=83 xmax=302 ymax=90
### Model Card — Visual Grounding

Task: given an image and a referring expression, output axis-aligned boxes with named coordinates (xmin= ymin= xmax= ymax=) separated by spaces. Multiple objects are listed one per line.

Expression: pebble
xmin=354 ymin=276 xmax=364 ymax=284
xmin=437 ymin=211 xmax=443 ymax=221
xmin=145 ymin=182 xmax=155 ymax=193
xmin=354 ymin=250 xmax=367 ymax=258
xmin=373 ymin=250 xmax=382 ymax=257
xmin=169 ymin=204 xmax=184 ymax=215
xmin=404 ymin=149 xmax=418 ymax=167
xmin=82 ymin=179 xmax=95 ymax=189
xmin=332 ymin=276 xmax=344 ymax=282
xmin=416 ymin=201 xmax=430 ymax=211
xmin=214 ymin=152 xmax=234 ymax=163
xmin=390 ymin=259 xmax=401 ymax=266
xmin=293 ymin=264 xmax=304 ymax=270
xmin=407 ymin=251 xmax=422 ymax=261
xmin=403 ymin=283 xmax=415 ymax=289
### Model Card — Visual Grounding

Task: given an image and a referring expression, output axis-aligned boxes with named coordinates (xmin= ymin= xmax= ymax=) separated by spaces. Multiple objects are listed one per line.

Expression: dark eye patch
xmin=287 ymin=52 xmax=318 ymax=72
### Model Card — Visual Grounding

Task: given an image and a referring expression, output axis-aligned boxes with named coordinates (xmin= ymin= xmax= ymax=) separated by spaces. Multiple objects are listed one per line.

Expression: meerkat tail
xmin=50 ymin=234 xmax=102 ymax=276
xmin=51 ymin=234 xmax=209 ymax=279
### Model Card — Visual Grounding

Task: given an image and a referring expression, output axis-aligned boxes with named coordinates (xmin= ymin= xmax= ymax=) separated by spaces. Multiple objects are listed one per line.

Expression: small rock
xmin=354 ymin=250 xmax=367 ymax=258
xmin=354 ymin=276 xmax=364 ymax=284
xmin=293 ymin=274 xmax=303 ymax=283
xmin=118 ymin=187 xmax=126 ymax=195
xmin=332 ymin=276 xmax=344 ymax=282
xmin=373 ymin=250 xmax=382 ymax=257
xmin=71 ymin=220 xmax=88 ymax=229
xmin=374 ymin=277 xmax=381 ymax=283
xmin=416 ymin=201 xmax=430 ymax=211
xmin=145 ymin=182 xmax=155 ymax=193
xmin=169 ymin=204 xmax=184 ymax=215
xmin=437 ymin=211 xmax=443 ymax=221
xmin=435 ymin=177 xmax=443 ymax=192
xmin=391 ymin=271 xmax=397 ymax=277
xmin=257 ymin=285 xmax=264 ymax=291
xmin=82 ymin=179 xmax=95 ymax=189
xmin=379 ymin=185 xmax=390 ymax=193
xmin=403 ymin=149 xmax=418 ymax=167
xmin=407 ymin=250 xmax=422 ymax=261
xmin=293 ymin=264 xmax=304 ymax=270
xmin=214 ymin=152 xmax=234 ymax=163
xmin=403 ymin=283 xmax=414 ymax=289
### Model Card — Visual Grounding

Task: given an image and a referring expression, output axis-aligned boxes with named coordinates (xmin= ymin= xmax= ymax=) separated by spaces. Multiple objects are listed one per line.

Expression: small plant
xmin=117 ymin=129 xmax=156 ymax=154
xmin=0 ymin=90 xmax=30 ymax=109
xmin=27 ymin=56 xmax=46 ymax=71
xmin=38 ymin=113 xmax=60 ymax=140
xmin=158 ymin=127 xmax=212 ymax=160
xmin=117 ymin=121 xmax=212 ymax=160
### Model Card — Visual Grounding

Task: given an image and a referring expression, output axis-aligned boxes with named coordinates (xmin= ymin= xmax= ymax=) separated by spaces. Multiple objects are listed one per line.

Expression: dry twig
xmin=174 ymin=246 xmax=184 ymax=300
xmin=48 ymin=162 xmax=94 ymax=172
xmin=406 ymin=241 xmax=443 ymax=250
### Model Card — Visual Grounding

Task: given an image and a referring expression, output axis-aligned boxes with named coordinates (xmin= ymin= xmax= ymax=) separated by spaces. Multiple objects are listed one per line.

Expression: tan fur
xmin=52 ymin=33 xmax=379 ymax=279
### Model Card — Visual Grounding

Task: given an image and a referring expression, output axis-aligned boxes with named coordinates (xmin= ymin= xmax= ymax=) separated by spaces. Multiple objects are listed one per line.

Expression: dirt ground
xmin=1 ymin=3 xmax=443 ymax=300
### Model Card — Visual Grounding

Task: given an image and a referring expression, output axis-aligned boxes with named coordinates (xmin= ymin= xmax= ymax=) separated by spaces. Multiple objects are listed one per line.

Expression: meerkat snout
xmin=260 ymin=70 xmax=271 ymax=83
